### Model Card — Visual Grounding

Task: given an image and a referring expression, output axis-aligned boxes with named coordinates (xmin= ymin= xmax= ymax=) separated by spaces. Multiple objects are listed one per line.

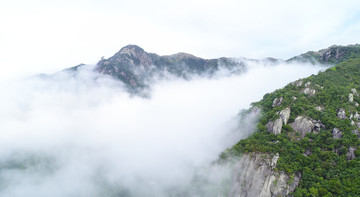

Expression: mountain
xmin=226 ymin=58 xmax=360 ymax=196
xmin=92 ymin=45 xmax=246 ymax=92
xmin=63 ymin=44 xmax=360 ymax=94
xmin=288 ymin=44 xmax=360 ymax=64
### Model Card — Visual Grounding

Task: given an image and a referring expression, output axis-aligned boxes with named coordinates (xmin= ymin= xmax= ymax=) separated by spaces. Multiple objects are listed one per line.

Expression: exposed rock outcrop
xmin=302 ymin=88 xmax=316 ymax=96
xmin=332 ymin=128 xmax=343 ymax=139
xmin=266 ymin=108 xmax=291 ymax=135
xmin=272 ymin=97 xmax=283 ymax=107
xmin=279 ymin=108 xmax=291 ymax=125
xmin=292 ymin=80 xmax=303 ymax=87
xmin=337 ymin=109 xmax=347 ymax=120
xmin=347 ymin=147 xmax=357 ymax=160
xmin=229 ymin=153 xmax=301 ymax=197
xmin=351 ymin=88 xmax=358 ymax=96
xmin=349 ymin=93 xmax=354 ymax=103
xmin=266 ymin=119 xmax=283 ymax=135
xmin=291 ymin=116 xmax=314 ymax=138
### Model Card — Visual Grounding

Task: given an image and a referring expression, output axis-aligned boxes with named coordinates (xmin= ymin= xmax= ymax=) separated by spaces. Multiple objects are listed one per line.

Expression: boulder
xmin=272 ymin=97 xmax=283 ymax=107
xmin=292 ymin=80 xmax=303 ymax=87
xmin=302 ymin=88 xmax=316 ymax=95
xmin=279 ymin=108 xmax=291 ymax=125
xmin=349 ymin=93 xmax=354 ymax=103
xmin=303 ymin=149 xmax=312 ymax=157
xmin=332 ymin=128 xmax=343 ymax=139
xmin=305 ymin=82 xmax=311 ymax=87
xmin=351 ymin=88 xmax=358 ymax=96
xmin=337 ymin=109 xmax=347 ymax=119
xmin=347 ymin=147 xmax=357 ymax=160
xmin=291 ymin=116 xmax=314 ymax=138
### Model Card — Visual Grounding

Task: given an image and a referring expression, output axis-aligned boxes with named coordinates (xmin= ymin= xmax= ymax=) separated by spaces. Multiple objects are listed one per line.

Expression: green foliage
xmin=228 ymin=58 xmax=360 ymax=196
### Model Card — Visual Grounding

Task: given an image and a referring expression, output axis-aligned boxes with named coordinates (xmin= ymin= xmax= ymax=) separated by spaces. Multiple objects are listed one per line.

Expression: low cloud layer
xmin=0 ymin=62 xmax=325 ymax=196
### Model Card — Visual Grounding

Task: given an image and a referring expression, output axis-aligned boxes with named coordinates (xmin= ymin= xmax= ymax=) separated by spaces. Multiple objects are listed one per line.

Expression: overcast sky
xmin=1 ymin=0 xmax=360 ymax=80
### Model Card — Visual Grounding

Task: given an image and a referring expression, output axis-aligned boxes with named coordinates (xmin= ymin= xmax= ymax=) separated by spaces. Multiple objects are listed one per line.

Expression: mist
xmin=0 ymin=61 xmax=326 ymax=196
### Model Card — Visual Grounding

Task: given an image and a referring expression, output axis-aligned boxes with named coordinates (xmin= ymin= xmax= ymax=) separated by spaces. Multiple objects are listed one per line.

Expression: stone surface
xmin=347 ymin=147 xmax=357 ymax=160
xmin=332 ymin=128 xmax=343 ymax=139
xmin=291 ymin=116 xmax=315 ymax=138
xmin=279 ymin=108 xmax=291 ymax=125
xmin=302 ymin=88 xmax=316 ymax=95
xmin=272 ymin=97 xmax=283 ymax=107
xmin=292 ymin=80 xmax=303 ymax=87
xmin=337 ymin=109 xmax=347 ymax=120
xmin=349 ymin=93 xmax=354 ymax=103
xmin=351 ymin=88 xmax=358 ymax=96
xmin=229 ymin=153 xmax=301 ymax=197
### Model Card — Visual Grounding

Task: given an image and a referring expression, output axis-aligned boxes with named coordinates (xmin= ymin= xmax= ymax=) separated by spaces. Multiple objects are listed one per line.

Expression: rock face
xmin=229 ymin=153 xmax=301 ymax=197
xmin=272 ymin=97 xmax=283 ymax=107
xmin=347 ymin=147 xmax=357 ymax=160
xmin=351 ymin=88 xmax=358 ymax=96
xmin=337 ymin=109 xmax=347 ymax=120
xmin=302 ymin=88 xmax=316 ymax=96
xmin=291 ymin=116 xmax=314 ymax=138
xmin=266 ymin=108 xmax=291 ymax=135
xmin=332 ymin=128 xmax=343 ymax=139
xmin=279 ymin=108 xmax=291 ymax=125
xmin=266 ymin=119 xmax=283 ymax=135
xmin=349 ymin=93 xmax=354 ymax=103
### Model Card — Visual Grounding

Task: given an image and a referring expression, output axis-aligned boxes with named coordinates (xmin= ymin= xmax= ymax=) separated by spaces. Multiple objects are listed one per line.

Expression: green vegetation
xmin=227 ymin=58 xmax=360 ymax=196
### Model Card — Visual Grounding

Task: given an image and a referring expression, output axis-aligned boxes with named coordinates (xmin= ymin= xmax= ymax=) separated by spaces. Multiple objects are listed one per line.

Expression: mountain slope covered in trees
xmin=226 ymin=58 xmax=360 ymax=196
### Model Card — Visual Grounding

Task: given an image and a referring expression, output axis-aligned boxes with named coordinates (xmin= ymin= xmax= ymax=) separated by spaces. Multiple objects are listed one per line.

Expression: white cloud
xmin=0 ymin=61 xmax=325 ymax=196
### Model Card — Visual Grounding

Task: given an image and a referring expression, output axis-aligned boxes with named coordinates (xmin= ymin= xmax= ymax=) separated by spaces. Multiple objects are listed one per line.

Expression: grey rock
xmin=292 ymin=80 xmax=303 ymax=87
xmin=229 ymin=153 xmax=301 ymax=197
xmin=351 ymin=88 xmax=358 ymax=96
xmin=291 ymin=116 xmax=314 ymax=138
xmin=305 ymin=82 xmax=311 ymax=87
xmin=302 ymin=88 xmax=316 ymax=95
xmin=337 ymin=108 xmax=347 ymax=120
xmin=272 ymin=97 xmax=283 ymax=107
xmin=332 ymin=128 xmax=343 ymax=139
xmin=292 ymin=96 xmax=297 ymax=100
xmin=356 ymin=102 xmax=359 ymax=107
xmin=349 ymin=93 xmax=354 ymax=103
xmin=266 ymin=121 xmax=274 ymax=133
xmin=279 ymin=108 xmax=291 ymax=125
xmin=272 ymin=119 xmax=283 ymax=135
xmin=315 ymin=106 xmax=324 ymax=111
xmin=303 ymin=149 xmax=312 ymax=157
xmin=347 ymin=147 xmax=357 ymax=160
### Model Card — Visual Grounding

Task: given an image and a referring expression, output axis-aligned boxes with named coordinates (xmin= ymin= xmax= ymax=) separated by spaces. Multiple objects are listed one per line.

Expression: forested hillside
xmin=227 ymin=58 xmax=360 ymax=196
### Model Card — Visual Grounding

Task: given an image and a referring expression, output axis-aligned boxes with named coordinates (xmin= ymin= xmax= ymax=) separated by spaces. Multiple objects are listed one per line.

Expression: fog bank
xmin=0 ymin=62 xmax=326 ymax=196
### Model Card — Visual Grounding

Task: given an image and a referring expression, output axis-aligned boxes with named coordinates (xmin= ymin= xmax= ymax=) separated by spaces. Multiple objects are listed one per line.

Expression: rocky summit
xmin=93 ymin=45 xmax=246 ymax=92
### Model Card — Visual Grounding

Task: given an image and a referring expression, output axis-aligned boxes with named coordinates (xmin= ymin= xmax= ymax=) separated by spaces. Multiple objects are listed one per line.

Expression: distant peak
xmin=117 ymin=45 xmax=146 ymax=56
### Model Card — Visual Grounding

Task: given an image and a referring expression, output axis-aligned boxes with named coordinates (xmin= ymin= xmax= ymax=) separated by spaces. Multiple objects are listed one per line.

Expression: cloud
xmin=0 ymin=62 xmax=325 ymax=196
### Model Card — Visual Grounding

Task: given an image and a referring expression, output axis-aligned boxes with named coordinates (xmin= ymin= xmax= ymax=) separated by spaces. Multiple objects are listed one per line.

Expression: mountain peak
xmin=117 ymin=44 xmax=146 ymax=56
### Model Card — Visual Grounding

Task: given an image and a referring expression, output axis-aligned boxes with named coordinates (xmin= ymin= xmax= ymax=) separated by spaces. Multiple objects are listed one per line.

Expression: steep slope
xmin=288 ymin=44 xmax=360 ymax=64
xmin=227 ymin=58 xmax=360 ymax=196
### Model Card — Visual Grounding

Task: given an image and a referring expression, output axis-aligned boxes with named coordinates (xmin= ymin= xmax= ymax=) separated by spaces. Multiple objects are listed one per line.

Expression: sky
xmin=1 ymin=0 xmax=360 ymax=80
